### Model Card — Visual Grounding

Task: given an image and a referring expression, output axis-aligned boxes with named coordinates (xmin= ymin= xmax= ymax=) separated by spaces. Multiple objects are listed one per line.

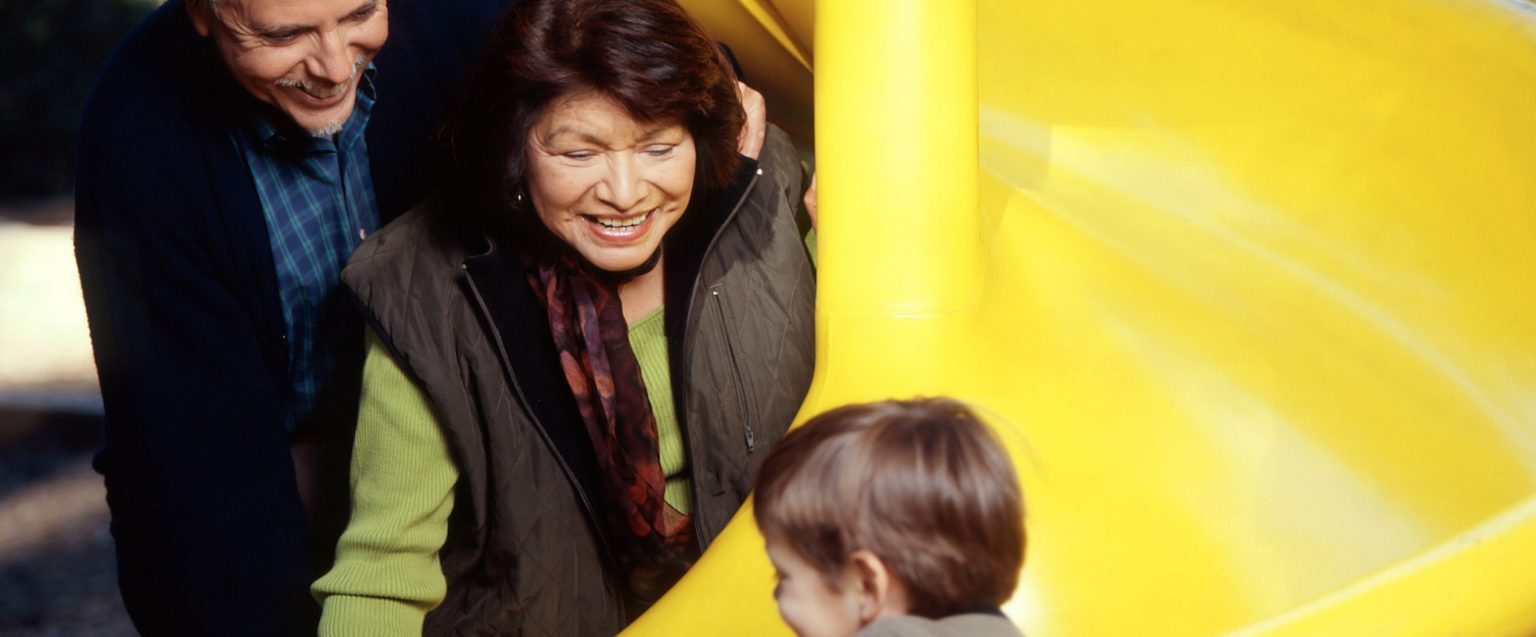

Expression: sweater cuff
xmin=318 ymin=595 xmax=428 ymax=637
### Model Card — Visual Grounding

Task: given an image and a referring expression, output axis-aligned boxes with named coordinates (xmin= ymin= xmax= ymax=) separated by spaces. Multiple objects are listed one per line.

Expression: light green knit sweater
xmin=312 ymin=308 xmax=686 ymax=635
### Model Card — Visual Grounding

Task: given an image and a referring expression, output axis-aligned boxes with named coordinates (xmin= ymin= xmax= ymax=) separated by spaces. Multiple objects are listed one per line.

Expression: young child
xmin=753 ymin=398 xmax=1027 ymax=637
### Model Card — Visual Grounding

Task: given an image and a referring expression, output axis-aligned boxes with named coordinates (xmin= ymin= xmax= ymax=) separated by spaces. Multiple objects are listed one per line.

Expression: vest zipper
xmin=709 ymin=287 xmax=756 ymax=452
xmin=683 ymin=166 xmax=762 ymax=545
xmin=460 ymin=263 xmax=620 ymax=588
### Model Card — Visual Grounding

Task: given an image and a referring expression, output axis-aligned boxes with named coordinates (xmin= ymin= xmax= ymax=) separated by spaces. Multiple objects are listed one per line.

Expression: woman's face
xmin=524 ymin=91 xmax=697 ymax=272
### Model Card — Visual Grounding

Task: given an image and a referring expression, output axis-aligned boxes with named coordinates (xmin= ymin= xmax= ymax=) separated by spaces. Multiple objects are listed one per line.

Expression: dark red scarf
xmin=523 ymin=249 xmax=696 ymax=604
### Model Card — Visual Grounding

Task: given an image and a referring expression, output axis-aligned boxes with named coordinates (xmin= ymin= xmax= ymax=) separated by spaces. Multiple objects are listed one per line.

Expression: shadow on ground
xmin=0 ymin=408 xmax=133 ymax=637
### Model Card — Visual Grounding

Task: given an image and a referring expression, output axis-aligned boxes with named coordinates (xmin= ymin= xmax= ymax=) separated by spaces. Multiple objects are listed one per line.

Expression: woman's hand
xmin=737 ymin=81 xmax=767 ymax=159
xmin=804 ymin=173 xmax=818 ymax=230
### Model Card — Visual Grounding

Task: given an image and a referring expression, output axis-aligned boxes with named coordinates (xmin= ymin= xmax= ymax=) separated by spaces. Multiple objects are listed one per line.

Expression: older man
xmin=73 ymin=0 xmax=511 ymax=633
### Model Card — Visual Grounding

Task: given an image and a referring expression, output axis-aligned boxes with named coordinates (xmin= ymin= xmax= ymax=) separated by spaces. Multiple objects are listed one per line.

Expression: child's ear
xmin=849 ymin=550 xmax=911 ymax=625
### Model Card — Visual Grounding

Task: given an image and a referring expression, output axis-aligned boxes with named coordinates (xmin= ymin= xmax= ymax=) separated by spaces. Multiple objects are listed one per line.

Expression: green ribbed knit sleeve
xmin=313 ymin=329 xmax=457 ymax=636
xmin=804 ymin=227 xmax=818 ymax=268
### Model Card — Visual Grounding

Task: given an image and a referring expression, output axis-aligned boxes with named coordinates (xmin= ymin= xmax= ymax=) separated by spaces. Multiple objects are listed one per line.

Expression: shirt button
xmin=358 ymin=228 xmax=368 ymax=240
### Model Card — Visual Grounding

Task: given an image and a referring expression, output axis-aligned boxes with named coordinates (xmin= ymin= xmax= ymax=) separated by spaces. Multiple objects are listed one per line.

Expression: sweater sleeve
xmin=313 ymin=329 xmax=458 ymax=636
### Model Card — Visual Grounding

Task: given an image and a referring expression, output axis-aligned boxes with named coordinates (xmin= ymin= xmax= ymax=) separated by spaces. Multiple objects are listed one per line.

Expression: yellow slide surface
xmin=639 ymin=1 xmax=1536 ymax=634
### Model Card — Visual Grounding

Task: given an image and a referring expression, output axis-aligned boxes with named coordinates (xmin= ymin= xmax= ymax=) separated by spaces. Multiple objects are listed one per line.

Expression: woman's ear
xmin=848 ymin=549 xmax=911 ymax=626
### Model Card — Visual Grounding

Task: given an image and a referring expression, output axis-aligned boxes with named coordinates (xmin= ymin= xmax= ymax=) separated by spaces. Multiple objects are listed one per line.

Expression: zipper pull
xmin=745 ymin=424 xmax=756 ymax=452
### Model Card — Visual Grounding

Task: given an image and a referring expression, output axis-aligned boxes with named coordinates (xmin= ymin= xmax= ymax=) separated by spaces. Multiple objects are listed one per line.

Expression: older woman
xmin=311 ymin=0 xmax=814 ymax=634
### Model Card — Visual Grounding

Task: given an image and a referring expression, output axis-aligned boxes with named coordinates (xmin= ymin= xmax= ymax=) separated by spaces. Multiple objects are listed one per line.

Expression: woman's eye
xmin=562 ymin=151 xmax=597 ymax=160
xmin=644 ymin=145 xmax=675 ymax=157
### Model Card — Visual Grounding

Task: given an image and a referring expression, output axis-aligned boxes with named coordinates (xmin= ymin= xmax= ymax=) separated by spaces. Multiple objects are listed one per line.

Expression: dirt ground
xmin=0 ymin=410 xmax=130 ymax=637
xmin=0 ymin=198 xmax=134 ymax=636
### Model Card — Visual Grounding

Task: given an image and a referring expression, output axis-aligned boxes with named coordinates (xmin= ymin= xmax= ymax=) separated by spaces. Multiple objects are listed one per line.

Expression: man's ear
xmin=186 ymin=0 xmax=215 ymax=38
xmin=849 ymin=549 xmax=911 ymax=625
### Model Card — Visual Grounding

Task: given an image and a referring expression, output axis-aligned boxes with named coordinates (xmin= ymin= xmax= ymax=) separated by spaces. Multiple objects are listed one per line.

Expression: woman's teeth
xmin=591 ymin=212 xmax=649 ymax=229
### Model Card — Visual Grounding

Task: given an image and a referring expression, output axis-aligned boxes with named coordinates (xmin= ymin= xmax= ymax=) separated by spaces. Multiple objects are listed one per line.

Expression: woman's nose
xmin=595 ymin=154 xmax=645 ymax=212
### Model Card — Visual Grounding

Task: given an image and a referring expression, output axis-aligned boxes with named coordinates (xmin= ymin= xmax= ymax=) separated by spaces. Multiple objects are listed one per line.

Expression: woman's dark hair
xmin=438 ymin=0 xmax=743 ymax=225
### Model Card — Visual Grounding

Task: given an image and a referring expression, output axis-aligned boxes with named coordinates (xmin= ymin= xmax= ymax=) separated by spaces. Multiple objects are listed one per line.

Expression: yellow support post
xmin=816 ymin=0 xmax=981 ymax=320
xmin=798 ymin=0 xmax=990 ymax=415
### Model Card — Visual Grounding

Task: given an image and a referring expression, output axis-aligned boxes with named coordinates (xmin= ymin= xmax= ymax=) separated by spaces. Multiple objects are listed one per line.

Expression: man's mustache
xmin=274 ymin=55 xmax=368 ymax=99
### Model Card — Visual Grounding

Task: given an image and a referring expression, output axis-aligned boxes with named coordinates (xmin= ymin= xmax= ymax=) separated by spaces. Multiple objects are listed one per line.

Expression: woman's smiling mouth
xmin=583 ymin=209 xmax=656 ymax=240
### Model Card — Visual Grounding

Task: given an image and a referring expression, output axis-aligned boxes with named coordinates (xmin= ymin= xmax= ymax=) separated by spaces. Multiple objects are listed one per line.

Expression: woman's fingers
xmin=736 ymin=81 xmax=767 ymax=159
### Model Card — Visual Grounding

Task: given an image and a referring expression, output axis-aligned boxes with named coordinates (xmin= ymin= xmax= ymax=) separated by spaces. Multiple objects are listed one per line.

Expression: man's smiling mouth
xmin=275 ymin=56 xmax=367 ymax=101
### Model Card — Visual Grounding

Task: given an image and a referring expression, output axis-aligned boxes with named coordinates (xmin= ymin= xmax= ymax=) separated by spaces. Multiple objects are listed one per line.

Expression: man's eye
xmin=263 ymin=31 xmax=302 ymax=43
xmin=346 ymin=5 xmax=377 ymax=21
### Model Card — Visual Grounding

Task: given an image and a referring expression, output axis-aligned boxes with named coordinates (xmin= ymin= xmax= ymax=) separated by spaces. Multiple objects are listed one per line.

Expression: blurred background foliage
xmin=0 ymin=0 xmax=157 ymax=198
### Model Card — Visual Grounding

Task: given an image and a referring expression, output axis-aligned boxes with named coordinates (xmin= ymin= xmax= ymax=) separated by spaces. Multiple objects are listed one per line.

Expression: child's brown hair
xmin=752 ymin=398 xmax=1026 ymax=618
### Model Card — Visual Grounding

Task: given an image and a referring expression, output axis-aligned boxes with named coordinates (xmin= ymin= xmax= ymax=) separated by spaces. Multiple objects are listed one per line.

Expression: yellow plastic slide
xmin=636 ymin=1 xmax=1536 ymax=634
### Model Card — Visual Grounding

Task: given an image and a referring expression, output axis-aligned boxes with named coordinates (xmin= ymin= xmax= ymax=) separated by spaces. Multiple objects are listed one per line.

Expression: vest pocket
xmin=708 ymin=284 xmax=757 ymax=453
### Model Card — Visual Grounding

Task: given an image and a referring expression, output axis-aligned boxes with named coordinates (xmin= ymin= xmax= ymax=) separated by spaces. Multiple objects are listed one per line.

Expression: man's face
xmin=190 ymin=0 xmax=389 ymax=135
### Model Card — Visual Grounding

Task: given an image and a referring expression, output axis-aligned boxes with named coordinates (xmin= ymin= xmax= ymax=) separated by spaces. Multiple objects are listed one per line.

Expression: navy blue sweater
xmin=73 ymin=1 xmax=510 ymax=633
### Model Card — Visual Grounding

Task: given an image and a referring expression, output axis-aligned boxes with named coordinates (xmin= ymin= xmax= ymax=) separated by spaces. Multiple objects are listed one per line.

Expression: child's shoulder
xmin=856 ymin=613 xmax=1024 ymax=637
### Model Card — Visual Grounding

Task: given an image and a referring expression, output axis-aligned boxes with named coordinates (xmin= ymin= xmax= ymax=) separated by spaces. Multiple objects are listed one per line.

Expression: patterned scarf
xmin=523 ymin=248 xmax=696 ymax=605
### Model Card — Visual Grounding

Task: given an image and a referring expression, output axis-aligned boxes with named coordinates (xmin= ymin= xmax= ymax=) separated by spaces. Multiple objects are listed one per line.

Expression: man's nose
xmin=595 ymin=154 xmax=645 ymax=212
xmin=306 ymin=30 xmax=353 ymax=86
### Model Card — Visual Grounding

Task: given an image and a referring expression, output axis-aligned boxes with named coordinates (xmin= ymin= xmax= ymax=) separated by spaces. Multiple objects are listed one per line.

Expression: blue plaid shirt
xmin=234 ymin=69 xmax=381 ymax=432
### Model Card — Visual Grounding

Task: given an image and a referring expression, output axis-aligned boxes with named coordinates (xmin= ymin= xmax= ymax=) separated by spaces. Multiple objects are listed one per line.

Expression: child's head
xmin=752 ymin=398 xmax=1026 ymax=637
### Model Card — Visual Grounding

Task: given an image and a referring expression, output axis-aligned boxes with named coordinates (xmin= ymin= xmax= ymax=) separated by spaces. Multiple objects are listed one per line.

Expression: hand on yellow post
xmin=803 ymin=173 xmax=817 ymax=230
xmin=736 ymin=81 xmax=767 ymax=160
